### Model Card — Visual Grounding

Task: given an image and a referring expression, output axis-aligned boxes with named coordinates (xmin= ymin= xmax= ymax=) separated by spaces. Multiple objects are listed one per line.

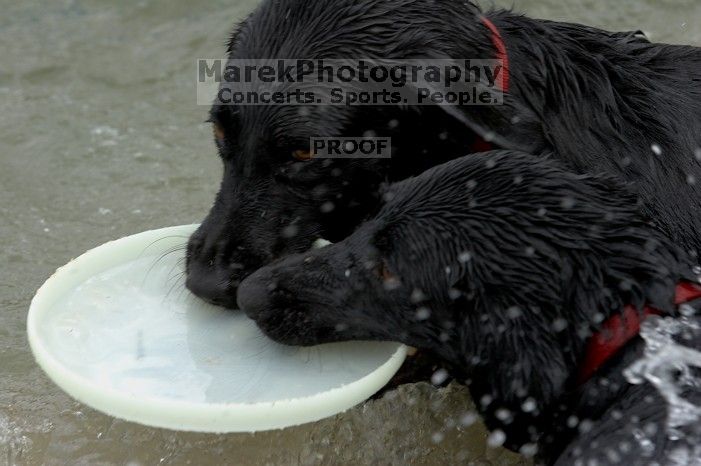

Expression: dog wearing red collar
xmin=238 ymin=151 xmax=701 ymax=465
xmin=187 ymin=0 xmax=701 ymax=312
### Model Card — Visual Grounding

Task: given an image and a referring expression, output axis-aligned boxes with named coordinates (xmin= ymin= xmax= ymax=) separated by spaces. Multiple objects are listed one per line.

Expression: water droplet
xmin=506 ymin=306 xmax=522 ymax=319
xmin=320 ymin=201 xmax=335 ymax=213
xmin=633 ymin=429 xmax=656 ymax=456
xmin=618 ymin=441 xmax=632 ymax=454
xmin=578 ymin=419 xmax=594 ymax=434
xmin=480 ymin=394 xmax=493 ymax=407
xmin=519 ymin=443 xmax=538 ymax=457
xmin=448 ymin=288 xmax=462 ymax=300
xmin=460 ymin=412 xmax=478 ymax=427
xmin=487 ymin=429 xmax=506 ymax=447
xmin=605 ymin=448 xmax=622 ymax=463
xmin=282 ymin=224 xmax=299 ymax=238
xmin=624 ymin=317 xmax=701 ymax=453
xmin=415 ymin=307 xmax=431 ymax=321
xmin=679 ymin=304 xmax=696 ymax=317
xmin=431 ymin=368 xmax=449 ymax=385
xmin=410 ymin=288 xmax=426 ymax=303
xmin=561 ymin=197 xmax=575 ymax=209
xmin=458 ymin=251 xmax=472 ymax=263
xmin=552 ymin=318 xmax=568 ymax=332
xmin=651 ymin=144 xmax=662 ymax=155
xmin=521 ymin=398 xmax=537 ymax=413
xmin=495 ymin=408 xmax=512 ymax=422
xmin=619 ymin=279 xmax=633 ymax=291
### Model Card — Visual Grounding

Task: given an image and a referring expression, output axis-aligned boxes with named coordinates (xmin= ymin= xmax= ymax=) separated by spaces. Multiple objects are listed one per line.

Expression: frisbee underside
xmin=27 ymin=225 xmax=406 ymax=433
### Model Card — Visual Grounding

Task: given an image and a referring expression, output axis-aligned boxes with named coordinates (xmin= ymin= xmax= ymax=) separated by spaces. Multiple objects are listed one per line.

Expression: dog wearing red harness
xmin=238 ymin=151 xmax=701 ymax=464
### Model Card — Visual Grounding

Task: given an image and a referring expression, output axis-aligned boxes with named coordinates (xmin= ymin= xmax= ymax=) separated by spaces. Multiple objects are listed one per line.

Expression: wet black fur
xmin=237 ymin=151 xmax=699 ymax=464
xmin=186 ymin=0 xmax=701 ymax=307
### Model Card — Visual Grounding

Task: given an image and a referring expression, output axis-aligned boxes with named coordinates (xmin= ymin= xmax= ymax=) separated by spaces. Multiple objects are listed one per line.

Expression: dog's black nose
xmin=185 ymin=263 xmax=239 ymax=309
xmin=185 ymin=229 xmax=248 ymax=309
xmin=237 ymin=269 xmax=274 ymax=318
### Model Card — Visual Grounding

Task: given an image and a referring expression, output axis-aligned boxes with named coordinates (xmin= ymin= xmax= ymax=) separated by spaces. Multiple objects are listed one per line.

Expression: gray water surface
xmin=1 ymin=0 xmax=699 ymax=464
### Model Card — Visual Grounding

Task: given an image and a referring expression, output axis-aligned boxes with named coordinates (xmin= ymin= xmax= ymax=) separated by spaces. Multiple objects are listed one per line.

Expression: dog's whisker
xmin=138 ymin=235 xmax=191 ymax=258
xmin=165 ymin=256 xmax=188 ymax=284
xmin=142 ymin=245 xmax=188 ymax=287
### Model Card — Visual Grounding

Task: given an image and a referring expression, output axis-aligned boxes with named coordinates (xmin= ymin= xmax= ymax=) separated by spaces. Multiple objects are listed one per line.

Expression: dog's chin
xmin=259 ymin=326 xmax=321 ymax=347
xmin=242 ymin=305 xmax=331 ymax=347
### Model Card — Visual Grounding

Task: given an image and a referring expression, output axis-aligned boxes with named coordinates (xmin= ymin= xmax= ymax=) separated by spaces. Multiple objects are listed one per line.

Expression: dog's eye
xmin=375 ymin=260 xmax=401 ymax=291
xmin=292 ymin=149 xmax=312 ymax=161
xmin=213 ymin=122 xmax=225 ymax=143
xmin=375 ymin=260 xmax=395 ymax=282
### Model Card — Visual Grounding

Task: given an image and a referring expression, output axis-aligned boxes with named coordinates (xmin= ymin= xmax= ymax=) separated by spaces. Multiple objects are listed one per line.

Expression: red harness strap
xmin=577 ymin=282 xmax=701 ymax=384
xmin=480 ymin=16 xmax=510 ymax=93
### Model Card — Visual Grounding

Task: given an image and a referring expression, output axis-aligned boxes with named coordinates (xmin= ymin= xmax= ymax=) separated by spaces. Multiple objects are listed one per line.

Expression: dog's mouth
xmin=236 ymin=243 xmax=340 ymax=345
xmin=185 ymin=232 xmax=333 ymax=310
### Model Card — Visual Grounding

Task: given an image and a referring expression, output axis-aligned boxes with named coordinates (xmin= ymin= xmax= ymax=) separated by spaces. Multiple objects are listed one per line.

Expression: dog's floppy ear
xmin=413 ymin=78 xmax=547 ymax=154
xmin=437 ymin=93 xmax=547 ymax=153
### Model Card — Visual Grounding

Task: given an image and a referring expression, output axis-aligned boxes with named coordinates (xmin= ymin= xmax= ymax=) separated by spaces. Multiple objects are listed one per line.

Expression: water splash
xmin=624 ymin=315 xmax=701 ymax=464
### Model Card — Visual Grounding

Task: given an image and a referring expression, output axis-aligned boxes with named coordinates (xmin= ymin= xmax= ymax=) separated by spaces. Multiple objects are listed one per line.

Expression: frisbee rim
xmin=26 ymin=225 xmax=407 ymax=433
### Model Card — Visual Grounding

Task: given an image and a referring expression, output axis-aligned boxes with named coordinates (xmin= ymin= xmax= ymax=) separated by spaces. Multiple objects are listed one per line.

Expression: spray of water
xmin=623 ymin=314 xmax=701 ymax=464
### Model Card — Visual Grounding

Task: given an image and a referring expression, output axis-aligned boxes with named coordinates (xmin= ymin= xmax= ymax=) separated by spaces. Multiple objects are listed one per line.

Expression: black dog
xmin=237 ymin=151 xmax=701 ymax=464
xmin=186 ymin=0 xmax=701 ymax=307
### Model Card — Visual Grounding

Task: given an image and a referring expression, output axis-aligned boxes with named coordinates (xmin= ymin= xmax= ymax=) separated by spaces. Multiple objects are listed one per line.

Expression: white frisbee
xmin=27 ymin=225 xmax=406 ymax=433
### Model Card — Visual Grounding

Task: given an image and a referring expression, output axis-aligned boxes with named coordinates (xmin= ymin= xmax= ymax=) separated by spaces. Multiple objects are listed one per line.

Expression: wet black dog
xmin=186 ymin=0 xmax=701 ymax=307
xmin=237 ymin=151 xmax=701 ymax=464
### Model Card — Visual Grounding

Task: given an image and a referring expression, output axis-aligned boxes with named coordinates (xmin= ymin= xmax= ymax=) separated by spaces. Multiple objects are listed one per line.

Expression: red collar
xmin=465 ymin=17 xmax=510 ymax=154
xmin=480 ymin=16 xmax=510 ymax=93
xmin=577 ymin=282 xmax=701 ymax=384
